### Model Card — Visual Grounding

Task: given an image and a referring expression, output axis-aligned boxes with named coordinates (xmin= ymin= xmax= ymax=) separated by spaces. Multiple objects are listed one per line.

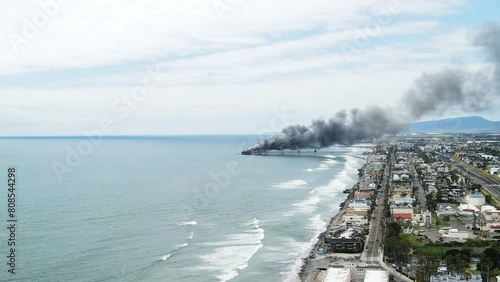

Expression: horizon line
xmin=0 ymin=134 xmax=277 ymax=138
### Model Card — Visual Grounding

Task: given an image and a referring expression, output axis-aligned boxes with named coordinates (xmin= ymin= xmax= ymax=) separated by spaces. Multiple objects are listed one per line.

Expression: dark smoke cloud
xmin=402 ymin=23 xmax=500 ymax=120
xmin=401 ymin=69 xmax=492 ymax=120
xmin=243 ymin=24 xmax=500 ymax=154
xmin=244 ymin=106 xmax=403 ymax=153
xmin=474 ymin=23 xmax=500 ymax=89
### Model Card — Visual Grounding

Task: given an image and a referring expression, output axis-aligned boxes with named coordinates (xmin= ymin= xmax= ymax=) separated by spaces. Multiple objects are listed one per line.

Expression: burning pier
xmin=241 ymin=149 xmax=331 ymax=156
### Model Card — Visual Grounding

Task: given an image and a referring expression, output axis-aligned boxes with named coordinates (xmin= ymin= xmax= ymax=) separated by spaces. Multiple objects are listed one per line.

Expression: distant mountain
xmin=409 ymin=116 xmax=500 ymax=133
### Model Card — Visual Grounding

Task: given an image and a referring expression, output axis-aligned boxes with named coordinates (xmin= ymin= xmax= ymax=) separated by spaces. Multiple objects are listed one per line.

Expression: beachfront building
xmin=349 ymin=199 xmax=371 ymax=209
xmin=364 ymin=269 xmax=389 ymax=282
xmin=324 ymin=227 xmax=364 ymax=253
xmin=342 ymin=208 xmax=369 ymax=226
xmin=355 ymin=191 xmax=375 ymax=200
xmin=323 ymin=268 xmax=351 ymax=282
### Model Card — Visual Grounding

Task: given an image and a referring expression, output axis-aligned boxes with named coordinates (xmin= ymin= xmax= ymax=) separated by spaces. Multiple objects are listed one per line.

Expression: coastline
xmin=296 ymin=155 xmax=369 ymax=281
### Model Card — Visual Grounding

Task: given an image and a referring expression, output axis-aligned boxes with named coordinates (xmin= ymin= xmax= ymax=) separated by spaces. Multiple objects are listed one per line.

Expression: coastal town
xmin=300 ymin=133 xmax=500 ymax=282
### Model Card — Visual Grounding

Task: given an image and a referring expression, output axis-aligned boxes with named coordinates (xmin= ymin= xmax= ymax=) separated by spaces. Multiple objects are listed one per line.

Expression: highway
xmin=454 ymin=163 xmax=500 ymax=198
xmin=437 ymin=153 xmax=500 ymax=198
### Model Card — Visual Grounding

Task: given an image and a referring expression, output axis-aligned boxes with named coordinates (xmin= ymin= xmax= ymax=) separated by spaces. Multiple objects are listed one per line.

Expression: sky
xmin=0 ymin=0 xmax=499 ymax=136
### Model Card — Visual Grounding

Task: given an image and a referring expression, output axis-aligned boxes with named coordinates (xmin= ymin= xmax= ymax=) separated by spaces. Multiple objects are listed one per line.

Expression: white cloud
xmin=0 ymin=0 xmax=465 ymax=74
xmin=1 ymin=0 xmax=498 ymax=135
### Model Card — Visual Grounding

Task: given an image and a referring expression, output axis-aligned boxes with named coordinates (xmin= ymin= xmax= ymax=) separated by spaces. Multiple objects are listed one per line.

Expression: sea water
xmin=0 ymin=136 xmax=367 ymax=282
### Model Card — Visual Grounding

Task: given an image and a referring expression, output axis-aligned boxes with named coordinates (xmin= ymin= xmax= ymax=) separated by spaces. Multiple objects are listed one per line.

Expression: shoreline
xmin=297 ymin=155 xmax=370 ymax=281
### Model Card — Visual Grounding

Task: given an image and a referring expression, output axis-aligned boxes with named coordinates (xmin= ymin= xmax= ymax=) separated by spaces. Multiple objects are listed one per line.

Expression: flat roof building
xmin=324 ymin=268 xmax=351 ymax=282
xmin=364 ymin=269 xmax=389 ymax=282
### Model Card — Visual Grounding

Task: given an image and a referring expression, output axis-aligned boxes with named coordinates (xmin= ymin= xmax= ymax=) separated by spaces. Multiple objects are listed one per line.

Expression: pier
xmin=241 ymin=146 xmax=373 ymax=156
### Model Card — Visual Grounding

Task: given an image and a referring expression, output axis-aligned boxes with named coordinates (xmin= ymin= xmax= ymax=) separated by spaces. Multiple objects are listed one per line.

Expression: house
xmin=392 ymin=207 xmax=413 ymax=220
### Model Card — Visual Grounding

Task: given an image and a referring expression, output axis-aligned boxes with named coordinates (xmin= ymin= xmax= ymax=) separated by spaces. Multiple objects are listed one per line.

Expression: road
xmin=411 ymin=164 xmax=427 ymax=211
xmin=361 ymin=148 xmax=414 ymax=281
xmin=363 ymin=188 xmax=385 ymax=264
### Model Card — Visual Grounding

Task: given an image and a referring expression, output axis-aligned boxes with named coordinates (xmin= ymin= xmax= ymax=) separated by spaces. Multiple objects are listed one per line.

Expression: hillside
xmin=409 ymin=116 xmax=500 ymax=133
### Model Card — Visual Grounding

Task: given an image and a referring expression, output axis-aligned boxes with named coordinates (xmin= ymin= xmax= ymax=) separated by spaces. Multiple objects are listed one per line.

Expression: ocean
xmin=0 ymin=136 xmax=368 ymax=282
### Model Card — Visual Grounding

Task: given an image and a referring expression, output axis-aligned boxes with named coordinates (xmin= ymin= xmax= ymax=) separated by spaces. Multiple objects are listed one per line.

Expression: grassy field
xmin=415 ymin=245 xmax=456 ymax=256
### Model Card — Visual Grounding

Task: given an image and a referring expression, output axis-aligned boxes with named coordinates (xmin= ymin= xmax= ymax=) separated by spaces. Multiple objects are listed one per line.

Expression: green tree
xmin=416 ymin=256 xmax=440 ymax=282
xmin=445 ymin=253 xmax=469 ymax=275
xmin=490 ymin=240 xmax=500 ymax=268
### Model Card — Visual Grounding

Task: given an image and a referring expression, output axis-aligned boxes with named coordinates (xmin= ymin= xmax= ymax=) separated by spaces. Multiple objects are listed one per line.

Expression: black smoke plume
xmin=242 ymin=24 xmax=500 ymax=155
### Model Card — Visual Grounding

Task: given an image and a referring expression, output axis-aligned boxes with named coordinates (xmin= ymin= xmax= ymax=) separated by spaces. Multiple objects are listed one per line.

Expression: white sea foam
xmin=160 ymin=254 xmax=171 ymax=261
xmin=282 ymin=152 xmax=368 ymax=280
xmin=260 ymin=236 xmax=310 ymax=281
xmin=176 ymin=243 xmax=188 ymax=249
xmin=309 ymin=156 xmax=339 ymax=171
xmin=200 ymin=218 xmax=265 ymax=282
xmin=286 ymin=170 xmax=350 ymax=217
xmin=322 ymin=159 xmax=337 ymax=165
xmin=178 ymin=221 xmax=197 ymax=226
xmin=188 ymin=232 xmax=194 ymax=240
xmin=292 ymin=196 xmax=320 ymax=214
xmin=272 ymin=179 xmax=309 ymax=190
xmin=281 ymin=215 xmax=328 ymax=282
xmin=338 ymin=169 xmax=353 ymax=183
xmin=314 ymin=164 xmax=330 ymax=171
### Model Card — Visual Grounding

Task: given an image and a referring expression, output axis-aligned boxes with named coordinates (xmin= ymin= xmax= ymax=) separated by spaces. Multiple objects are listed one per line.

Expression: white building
xmin=490 ymin=167 xmax=499 ymax=176
xmin=482 ymin=205 xmax=496 ymax=213
xmin=466 ymin=194 xmax=486 ymax=206
xmin=364 ymin=269 xmax=389 ymax=282
xmin=324 ymin=268 xmax=351 ymax=282
xmin=342 ymin=213 xmax=368 ymax=226
xmin=442 ymin=228 xmax=470 ymax=239
xmin=391 ymin=197 xmax=416 ymax=206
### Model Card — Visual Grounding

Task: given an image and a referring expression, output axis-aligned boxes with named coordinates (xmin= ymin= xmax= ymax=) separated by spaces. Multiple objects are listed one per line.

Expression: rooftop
xmin=364 ymin=269 xmax=389 ymax=282
xmin=325 ymin=268 xmax=350 ymax=282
